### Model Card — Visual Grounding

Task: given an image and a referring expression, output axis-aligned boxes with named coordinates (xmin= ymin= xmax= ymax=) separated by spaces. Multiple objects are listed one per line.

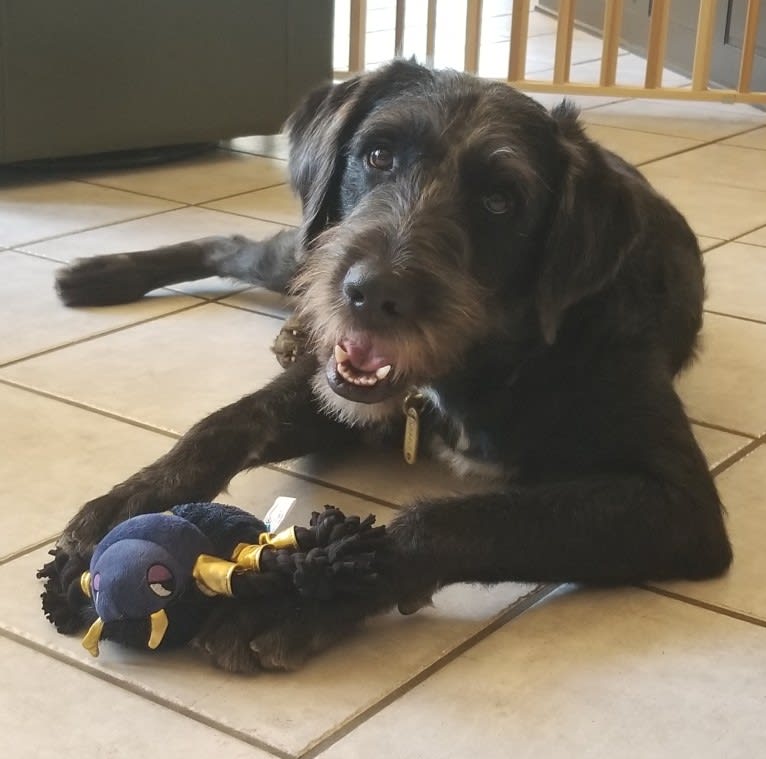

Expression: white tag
xmin=263 ymin=496 xmax=297 ymax=532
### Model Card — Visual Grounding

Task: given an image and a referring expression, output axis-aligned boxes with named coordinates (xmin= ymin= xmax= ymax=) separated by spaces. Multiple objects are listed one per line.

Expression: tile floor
xmin=2 ymin=17 xmax=766 ymax=759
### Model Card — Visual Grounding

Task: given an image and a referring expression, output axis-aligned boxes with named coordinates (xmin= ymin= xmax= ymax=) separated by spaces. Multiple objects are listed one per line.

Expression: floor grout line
xmin=0 ymin=377 xmax=408 ymax=513
xmin=635 ymin=122 xmax=766 ymax=168
xmin=640 ymin=584 xmax=766 ymax=632
xmin=191 ymin=180 xmax=289 ymax=206
xmin=299 ymin=583 xmax=560 ymax=759
xmin=0 ymin=626 xmax=295 ymax=759
xmin=710 ymin=436 xmax=764 ymax=479
xmin=704 ymin=309 xmax=766 ymax=327
xmin=2 ymin=205 xmax=188 ymax=251
xmin=0 ymin=299 xmax=209 ymax=370
xmin=688 ymin=417 xmax=757 ymax=439
xmin=0 ymin=535 xmax=59 ymax=568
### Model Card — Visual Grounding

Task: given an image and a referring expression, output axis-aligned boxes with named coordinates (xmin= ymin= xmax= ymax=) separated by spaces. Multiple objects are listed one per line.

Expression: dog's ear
xmin=286 ymin=76 xmax=364 ymax=250
xmin=536 ymin=102 xmax=646 ymax=344
xmin=286 ymin=60 xmax=431 ymax=251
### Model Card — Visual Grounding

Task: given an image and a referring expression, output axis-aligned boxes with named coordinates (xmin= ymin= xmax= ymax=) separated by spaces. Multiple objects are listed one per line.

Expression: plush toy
xmin=38 ymin=502 xmax=386 ymax=658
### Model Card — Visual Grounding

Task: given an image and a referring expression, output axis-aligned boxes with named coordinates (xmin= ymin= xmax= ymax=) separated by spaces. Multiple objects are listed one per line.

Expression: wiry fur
xmin=52 ymin=61 xmax=729 ymax=673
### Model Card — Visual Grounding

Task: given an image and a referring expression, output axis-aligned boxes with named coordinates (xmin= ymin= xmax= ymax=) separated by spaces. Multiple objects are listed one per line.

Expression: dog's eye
xmin=368 ymin=147 xmax=394 ymax=171
xmin=483 ymin=193 xmax=510 ymax=215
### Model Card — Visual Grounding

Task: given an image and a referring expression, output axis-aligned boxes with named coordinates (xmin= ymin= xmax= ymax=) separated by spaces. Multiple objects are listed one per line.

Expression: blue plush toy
xmin=38 ymin=502 xmax=386 ymax=658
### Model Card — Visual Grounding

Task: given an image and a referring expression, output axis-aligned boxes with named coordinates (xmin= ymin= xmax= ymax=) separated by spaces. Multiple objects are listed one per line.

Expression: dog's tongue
xmin=339 ymin=335 xmax=391 ymax=373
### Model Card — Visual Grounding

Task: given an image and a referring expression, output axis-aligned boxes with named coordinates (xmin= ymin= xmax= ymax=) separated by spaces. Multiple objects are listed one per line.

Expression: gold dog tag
xmin=403 ymin=392 xmax=424 ymax=465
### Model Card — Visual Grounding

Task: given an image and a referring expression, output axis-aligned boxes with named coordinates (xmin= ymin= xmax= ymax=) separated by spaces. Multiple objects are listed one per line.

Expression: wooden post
xmin=395 ymin=0 xmax=406 ymax=58
xmin=644 ymin=0 xmax=671 ymax=88
xmin=553 ymin=0 xmax=576 ymax=84
xmin=426 ymin=0 xmax=437 ymax=67
xmin=465 ymin=0 xmax=483 ymax=74
xmin=692 ymin=0 xmax=718 ymax=91
xmin=600 ymin=0 xmax=623 ymax=86
xmin=349 ymin=0 xmax=368 ymax=73
xmin=738 ymin=0 xmax=762 ymax=93
xmin=508 ymin=0 xmax=531 ymax=81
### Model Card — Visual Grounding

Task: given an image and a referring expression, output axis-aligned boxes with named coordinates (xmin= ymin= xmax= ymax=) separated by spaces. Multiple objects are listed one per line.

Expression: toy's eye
xmin=147 ymin=564 xmax=175 ymax=598
xmin=92 ymin=572 xmax=101 ymax=595
xmin=482 ymin=192 xmax=510 ymax=215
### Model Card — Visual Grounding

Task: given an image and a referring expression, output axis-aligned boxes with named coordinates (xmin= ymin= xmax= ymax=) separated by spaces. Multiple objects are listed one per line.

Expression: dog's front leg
xmin=57 ymin=356 xmax=353 ymax=558
xmin=206 ymin=466 xmax=731 ymax=673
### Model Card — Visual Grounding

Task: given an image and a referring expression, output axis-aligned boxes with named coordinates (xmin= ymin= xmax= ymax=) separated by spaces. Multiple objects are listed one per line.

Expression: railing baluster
xmin=508 ymin=0 xmax=531 ymax=81
xmin=395 ymin=0 xmax=406 ymax=58
xmin=692 ymin=0 xmax=717 ymax=91
xmin=600 ymin=0 xmax=623 ymax=86
xmin=644 ymin=0 xmax=671 ymax=89
xmin=349 ymin=0 xmax=368 ymax=73
xmin=553 ymin=0 xmax=576 ymax=84
xmin=426 ymin=0 xmax=437 ymax=67
xmin=738 ymin=0 xmax=762 ymax=93
xmin=465 ymin=0 xmax=483 ymax=75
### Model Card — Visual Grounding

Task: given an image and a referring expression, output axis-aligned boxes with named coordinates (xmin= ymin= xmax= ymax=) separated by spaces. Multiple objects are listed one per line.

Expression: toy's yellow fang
xmin=82 ymin=617 xmax=104 ymax=657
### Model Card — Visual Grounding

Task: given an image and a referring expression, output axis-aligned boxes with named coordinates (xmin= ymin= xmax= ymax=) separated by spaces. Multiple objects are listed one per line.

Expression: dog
xmin=53 ymin=60 xmax=732 ymax=672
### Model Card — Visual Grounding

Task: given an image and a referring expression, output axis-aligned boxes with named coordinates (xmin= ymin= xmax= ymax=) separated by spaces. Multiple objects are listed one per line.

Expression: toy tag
xmin=264 ymin=496 xmax=297 ymax=532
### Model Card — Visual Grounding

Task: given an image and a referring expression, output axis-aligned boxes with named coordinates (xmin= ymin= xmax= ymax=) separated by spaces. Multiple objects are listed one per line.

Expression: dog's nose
xmin=342 ymin=262 xmax=414 ymax=321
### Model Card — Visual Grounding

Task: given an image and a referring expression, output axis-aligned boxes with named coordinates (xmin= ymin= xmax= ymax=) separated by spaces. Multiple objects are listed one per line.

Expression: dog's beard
xmin=291 ymin=219 xmax=496 ymax=419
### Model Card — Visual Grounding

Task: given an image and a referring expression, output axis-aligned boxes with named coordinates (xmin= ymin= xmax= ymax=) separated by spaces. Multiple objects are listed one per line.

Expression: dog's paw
xmin=194 ymin=596 xmax=367 ymax=674
xmin=56 ymin=254 xmax=152 ymax=306
xmin=271 ymin=314 xmax=309 ymax=369
xmin=58 ymin=488 xmax=153 ymax=559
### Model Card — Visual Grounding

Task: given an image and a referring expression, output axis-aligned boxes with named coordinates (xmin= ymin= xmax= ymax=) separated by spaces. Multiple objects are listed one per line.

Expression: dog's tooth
xmin=375 ymin=364 xmax=392 ymax=380
xmin=334 ymin=344 xmax=350 ymax=364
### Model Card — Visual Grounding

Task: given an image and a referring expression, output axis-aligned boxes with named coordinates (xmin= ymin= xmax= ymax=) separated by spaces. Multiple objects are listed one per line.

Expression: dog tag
xmin=403 ymin=392 xmax=424 ymax=465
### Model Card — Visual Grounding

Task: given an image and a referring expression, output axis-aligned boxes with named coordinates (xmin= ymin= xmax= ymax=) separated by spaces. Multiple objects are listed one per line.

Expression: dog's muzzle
xmin=326 ymin=332 xmax=403 ymax=403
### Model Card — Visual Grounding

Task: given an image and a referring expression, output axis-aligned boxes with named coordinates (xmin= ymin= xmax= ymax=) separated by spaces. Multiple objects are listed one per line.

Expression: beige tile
xmin=0 ymin=383 xmax=173 ymax=558
xmin=692 ymin=424 xmax=752 ymax=471
xmin=703 ymin=242 xmax=766 ymax=321
xmin=560 ymin=54 xmax=691 ymax=88
xmin=277 ymin=446 xmax=501 ymax=508
xmin=204 ymin=183 xmax=302 ymax=227
xmin=0 ymin=638 xmax=272 ymax=759
xmin=582 ymin=97 xmax=766 ymax=140
xmin=0 ymin=303 xmax=284 ymax=435
xmin=527 ymin=8 xmax=557 ymax=37
xmin=1 ymin=540 xmax=542 ymax=756
xmin=0 ymin=176 xmax=179 ymax=248
xmin=676 ymin=313 xmax=766 ymax=436
xmin=525 ymin=91 xmax=627 ymax=111
xmin=20 ymin=206 xmax=287 ymax=299
xmin=0 ymin=252 xmax=196 ymax=365
xmin=643 ymin=144 xmax=766 ymax=192
xmin=218 ymin=288 xmax=295 ymax=318
xmin=224 ymin=132 xmax=290 ymax=160
xmin=654 ymin=446 xmax=766 ymax=621
xmin=737 ymin=224 xmax=766 ymax=247
xmin=320 ymin=587 xmax=766 ymax=759
xmin=722 ymin=126 xmax=766 ymax=150
xmin=74 ymin=150 xmax=288 ymax=204
xmin=582 ymin=124 xmax=699 ymax=165
xmin=639 ymin=172 xmax=766 ymax=239
xmin=484 ymin=30 xmax=608 ymax=77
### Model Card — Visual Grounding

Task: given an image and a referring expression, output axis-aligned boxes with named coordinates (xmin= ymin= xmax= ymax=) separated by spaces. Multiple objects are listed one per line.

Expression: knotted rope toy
xmin=38 ymin=502 xmax=386 ymax=657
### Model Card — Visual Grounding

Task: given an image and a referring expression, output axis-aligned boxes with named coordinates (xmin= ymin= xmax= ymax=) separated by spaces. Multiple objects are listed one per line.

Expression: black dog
xmin=54 ymin=60 xmax=731 ymax=672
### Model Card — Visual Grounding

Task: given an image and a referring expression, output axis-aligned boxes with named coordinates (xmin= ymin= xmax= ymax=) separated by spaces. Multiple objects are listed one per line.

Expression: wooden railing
xmin=335 ymin=0 xmax=766 ymax=105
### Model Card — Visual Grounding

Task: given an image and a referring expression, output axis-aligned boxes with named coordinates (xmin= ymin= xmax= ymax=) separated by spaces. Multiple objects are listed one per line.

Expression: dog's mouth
xmin=325 ymin=334 xmax=404 ymax=404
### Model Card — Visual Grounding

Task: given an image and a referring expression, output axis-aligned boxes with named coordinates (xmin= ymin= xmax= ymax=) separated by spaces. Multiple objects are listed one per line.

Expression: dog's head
xmin=286 ymin=60 xmax=645 ymax=424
